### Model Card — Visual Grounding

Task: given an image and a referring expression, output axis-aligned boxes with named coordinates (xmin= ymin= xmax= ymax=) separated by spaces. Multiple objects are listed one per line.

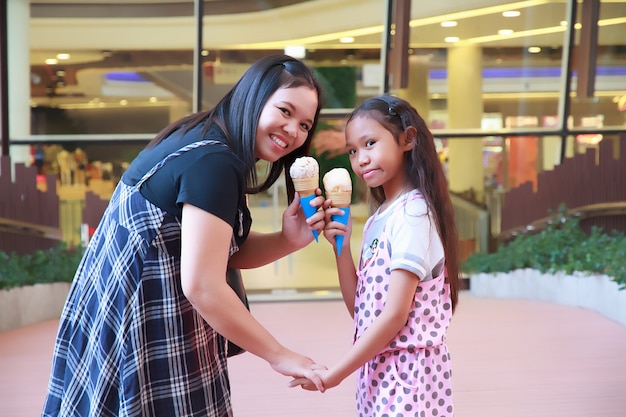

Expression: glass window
xmin=4 ymin=0 xmax=622 ymax=292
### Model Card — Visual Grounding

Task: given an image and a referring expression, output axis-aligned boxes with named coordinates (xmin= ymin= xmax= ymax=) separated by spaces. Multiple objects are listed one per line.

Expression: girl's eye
xmin=348 ymin=149 xmax=356 ymax=155
xmin=300 ymin=123 xmax=311 ymax=131
xmin=365 ymin=139 xmax=376 ymax=147
xmin=279 ymin=107 xmax=290 ymax=116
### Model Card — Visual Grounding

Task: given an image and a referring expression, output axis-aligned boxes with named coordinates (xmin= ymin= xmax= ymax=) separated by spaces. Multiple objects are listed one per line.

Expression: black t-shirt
xmin=122 ymin=123 xmax=251 ymax=246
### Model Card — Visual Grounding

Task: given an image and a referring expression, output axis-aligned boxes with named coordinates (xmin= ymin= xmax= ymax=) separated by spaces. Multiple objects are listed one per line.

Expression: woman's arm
xmin=228 ymin=192 xmax=326 ymax=269
xmin=180 ymin=203 xmax=325 ymax=390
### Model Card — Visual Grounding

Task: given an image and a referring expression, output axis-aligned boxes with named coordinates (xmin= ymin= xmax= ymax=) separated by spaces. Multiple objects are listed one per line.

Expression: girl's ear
xmin=402 ymin=126 xmax=417 ymax=150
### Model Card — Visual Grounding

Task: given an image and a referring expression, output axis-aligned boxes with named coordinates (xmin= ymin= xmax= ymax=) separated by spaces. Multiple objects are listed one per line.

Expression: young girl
xmin=43 ymin=55 xmax=327 ymax=417
xmin=292 ymin=95 xmax=460 ymax=416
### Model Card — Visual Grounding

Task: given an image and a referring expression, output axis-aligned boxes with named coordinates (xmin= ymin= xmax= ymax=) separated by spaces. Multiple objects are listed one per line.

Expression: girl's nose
xmin=358 ymin=151 xmax=369 ymax=166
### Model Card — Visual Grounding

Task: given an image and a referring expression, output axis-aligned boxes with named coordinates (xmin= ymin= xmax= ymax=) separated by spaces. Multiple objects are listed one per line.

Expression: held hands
xmin=288 ymin=368 xmax=342 ymax=392
xmin=269 ymin=346 xmax=328 ymax=392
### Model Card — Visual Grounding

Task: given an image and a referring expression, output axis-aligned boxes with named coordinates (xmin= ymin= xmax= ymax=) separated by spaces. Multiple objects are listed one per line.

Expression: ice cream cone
xmin=292 ymin=176 xmax=319 ymax=197
xmin=292 ymin=176 xmax=320 ymax=242
xmin=326 ymin=190 xmax=351 ymax=208
xmin=327 ymin=190 xmax=351 ymax=256
xmin=290 ymin=157 xmax=320 ymax=242
xmin=298 ymin=193 xmax=319 ymax=241
xmin=322 ymin=168 xmax=353 ymax=256
xmin=331 ymin=206 xmax=350 ymax=257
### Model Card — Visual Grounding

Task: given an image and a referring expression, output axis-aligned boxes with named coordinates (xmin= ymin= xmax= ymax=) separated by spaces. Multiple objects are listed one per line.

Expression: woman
xmin=43 ymin=55 xmax=326 ymax=417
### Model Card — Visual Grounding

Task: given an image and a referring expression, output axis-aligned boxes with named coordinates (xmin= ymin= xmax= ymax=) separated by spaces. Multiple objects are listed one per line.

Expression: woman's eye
xmin=365 ymin=139 xmax=376 ymax=147
xmin=300 ymin=123 xmax=311 ymax=131
xmin=348 ymin=149 xmax=356 ymax=155
xmin=279 ymin=107 xmax=290 ymax=115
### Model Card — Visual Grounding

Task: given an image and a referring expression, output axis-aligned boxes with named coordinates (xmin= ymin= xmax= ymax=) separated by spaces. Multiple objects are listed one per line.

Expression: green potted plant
xmin=463 ymin=204 xmax=626 ymax=326
xmin=0 ymin=244 xmax=83 ymax=331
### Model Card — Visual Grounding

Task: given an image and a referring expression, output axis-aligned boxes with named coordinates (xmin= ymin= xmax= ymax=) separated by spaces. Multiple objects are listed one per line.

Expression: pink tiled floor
xmin=2 ymin=292 xmax=626 ymax=416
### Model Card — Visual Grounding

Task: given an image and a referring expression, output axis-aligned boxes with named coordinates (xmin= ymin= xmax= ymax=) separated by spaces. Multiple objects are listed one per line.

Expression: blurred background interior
xmin=1 ymin=0 xmax=625 ymax=295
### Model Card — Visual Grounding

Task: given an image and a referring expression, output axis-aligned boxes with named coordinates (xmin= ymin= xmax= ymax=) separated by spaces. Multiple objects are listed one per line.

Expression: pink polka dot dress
xmin=353 ymin=192 xmax=454 ymax=416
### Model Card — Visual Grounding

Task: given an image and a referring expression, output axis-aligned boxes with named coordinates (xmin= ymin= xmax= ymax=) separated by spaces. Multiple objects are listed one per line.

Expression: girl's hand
xmin=288 ymin=368 xmax=341 ymax=391
xmin=322 ymin=203 xmax=352 ymax=254
xmin=281 ymin=190 xmax=325 ymax=248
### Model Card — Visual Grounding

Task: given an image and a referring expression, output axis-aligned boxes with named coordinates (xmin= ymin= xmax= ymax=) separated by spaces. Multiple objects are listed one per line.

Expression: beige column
xmin=394 ymin=55 xmax=430 ymax=122
xmin=8 ymin=0 xmax=31 ymax=166
xmin=169 ymin=101 xmax=192 ymax=123
xmin=446 ymin=45 xmax=484 ymax=201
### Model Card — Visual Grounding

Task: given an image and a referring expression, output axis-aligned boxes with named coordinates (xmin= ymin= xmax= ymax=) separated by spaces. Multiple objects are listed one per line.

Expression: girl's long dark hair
xmin=147 ymin=54 xmax=322 ymax=200
xmin=347 ymin=95 xmax=460 ymax=313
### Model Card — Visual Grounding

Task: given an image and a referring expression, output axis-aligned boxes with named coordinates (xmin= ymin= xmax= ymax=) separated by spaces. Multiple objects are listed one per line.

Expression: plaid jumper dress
xmin=43 ymin=140 xmax=239 ymax=417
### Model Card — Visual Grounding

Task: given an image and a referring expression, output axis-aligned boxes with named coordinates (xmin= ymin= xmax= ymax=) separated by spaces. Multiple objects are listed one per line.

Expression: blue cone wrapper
xmin=331 ymin=207 xmax=350 ymax=256
xmin=299 ymin=193 xmax=319 ymax=241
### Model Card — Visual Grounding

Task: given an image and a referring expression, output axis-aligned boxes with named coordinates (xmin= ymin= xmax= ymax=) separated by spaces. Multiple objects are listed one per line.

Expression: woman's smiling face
xmin=254 ymin=85 xmax=318 ymax=162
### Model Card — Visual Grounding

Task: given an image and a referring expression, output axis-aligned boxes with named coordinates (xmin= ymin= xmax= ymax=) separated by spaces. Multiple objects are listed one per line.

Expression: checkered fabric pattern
xmin=43 ymin=141 xmax=234 ymax=417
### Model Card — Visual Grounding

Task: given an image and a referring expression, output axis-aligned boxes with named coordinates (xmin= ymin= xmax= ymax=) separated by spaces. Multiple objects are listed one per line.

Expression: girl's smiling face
xmin=345 ymin=114 xmax=413 ymax=199
xmin=254 ymin=85 xmax=318 ymax=162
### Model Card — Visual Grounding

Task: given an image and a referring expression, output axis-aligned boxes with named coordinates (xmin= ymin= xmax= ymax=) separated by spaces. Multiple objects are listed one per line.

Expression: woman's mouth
xmin=270 ymin=134 xmax=288 ymax=149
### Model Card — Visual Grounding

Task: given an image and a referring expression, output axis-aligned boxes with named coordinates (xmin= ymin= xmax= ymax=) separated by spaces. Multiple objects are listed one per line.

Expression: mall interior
xmin=0 ymin=0 xmax=625 ymax=291
xmin=1 ymin=1 xmax=626 ymax=416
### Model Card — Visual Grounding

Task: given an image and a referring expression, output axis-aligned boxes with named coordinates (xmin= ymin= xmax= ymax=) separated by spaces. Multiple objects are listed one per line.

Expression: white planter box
xmin=0 ymin=282 xmax=70 ymax=332
xmin=470 ymin=269 xmax=626 ymax=327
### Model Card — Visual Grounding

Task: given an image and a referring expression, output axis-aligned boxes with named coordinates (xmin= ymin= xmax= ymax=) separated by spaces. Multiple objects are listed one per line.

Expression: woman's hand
xmin=281 ymin=189 xmax=326 ymax=249
xmin=269 ymin=347 xmax=327 ymax=392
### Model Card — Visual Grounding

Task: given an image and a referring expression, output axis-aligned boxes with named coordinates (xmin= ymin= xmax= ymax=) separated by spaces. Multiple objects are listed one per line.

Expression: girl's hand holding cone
xmin=322 ymin=203 xmax=352 ymax=256
xmin=323 ymin=168 xmax=352 ymax=256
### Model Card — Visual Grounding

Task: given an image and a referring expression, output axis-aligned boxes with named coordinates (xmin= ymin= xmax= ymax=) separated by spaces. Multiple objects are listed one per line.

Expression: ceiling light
xmin=444 ymin=37 xmax=459 ymax=43
xmin=498 ymin=29 xmax=514 ymax=35
xmin=502 ymin=11 xmax=520 ymax=17
xmin=56 ymin=53 xmax=70 ymax=60
xmin=45 ymin=58 xmax=58 ymax=65
xmin=441 ymin=21 xmax=457 ymax=27
xmin=528 ymin=46 xmax=541 ymax=53
xmin=340 ymin=37 xmax=355 ymax=43
xmin=284 ymin=45 xmax=306 ymax=59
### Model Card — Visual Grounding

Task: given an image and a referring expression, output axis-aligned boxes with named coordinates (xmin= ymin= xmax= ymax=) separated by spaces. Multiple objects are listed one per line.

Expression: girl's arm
xmin=228 ymin=191 xmax=325 ymax=269
xmin=323 ymin=205 xmax=358 ymax=316
xmin=292 ymin=269 xmax=419 ymax=391
xmin=181 ymin=203 xmax=325 ymax=390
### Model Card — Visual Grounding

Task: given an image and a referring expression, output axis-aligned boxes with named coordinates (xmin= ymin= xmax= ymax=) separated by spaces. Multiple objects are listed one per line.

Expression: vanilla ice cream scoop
xmin=323 ymin=168 xmax=352 ymax=207
xmin=323 ymin=168 xmax=352 ymax=192
xmin=289 ymin=156 xmax=319 ymax=199
xmin=289 ymin=156 xmax=319 ymax=179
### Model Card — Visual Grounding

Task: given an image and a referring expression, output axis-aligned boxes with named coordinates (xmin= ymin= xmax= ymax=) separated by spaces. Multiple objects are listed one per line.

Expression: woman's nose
xmin=283 ymin=119 xmax=298 ymax=139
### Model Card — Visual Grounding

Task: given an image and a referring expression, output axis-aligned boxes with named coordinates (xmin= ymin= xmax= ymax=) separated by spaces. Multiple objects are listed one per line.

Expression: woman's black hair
xmin=347 ymin=95 xmax=461 ymax=313
xmin=147 ymin=54 xmax=322 ymax=200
